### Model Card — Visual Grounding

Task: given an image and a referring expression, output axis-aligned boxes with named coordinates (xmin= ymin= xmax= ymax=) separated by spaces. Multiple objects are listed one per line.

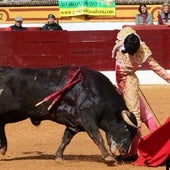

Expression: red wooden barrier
xmin=0 ymin=30 xmax=69 ymax=67
xmin=68 ymin=30 xmax=118 ymax=70
xmin=0 ymin=26 xmax=169 ymax=71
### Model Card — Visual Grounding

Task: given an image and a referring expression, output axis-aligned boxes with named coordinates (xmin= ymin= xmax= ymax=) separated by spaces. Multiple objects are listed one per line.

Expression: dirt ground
xmin=0 ymin=85 xmax=169 ymax=170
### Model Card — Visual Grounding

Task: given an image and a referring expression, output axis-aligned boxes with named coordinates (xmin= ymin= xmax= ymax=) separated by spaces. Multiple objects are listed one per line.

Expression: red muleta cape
xmin=134 ymin=117 xmax=170 ymax=167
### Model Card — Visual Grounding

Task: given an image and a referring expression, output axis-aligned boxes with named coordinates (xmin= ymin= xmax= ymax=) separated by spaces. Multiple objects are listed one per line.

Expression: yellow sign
xmin=58 ymin=0 xmax=116 ymax=16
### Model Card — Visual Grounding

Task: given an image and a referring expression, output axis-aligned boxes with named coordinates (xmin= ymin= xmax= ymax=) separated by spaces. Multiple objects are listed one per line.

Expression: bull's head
xmin=106 ymin=110 xmax=138 ymax=156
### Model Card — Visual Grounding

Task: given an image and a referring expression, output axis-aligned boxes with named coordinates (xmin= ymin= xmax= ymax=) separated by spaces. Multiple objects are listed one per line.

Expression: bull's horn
xmin=121 ymin=110 xmax=138 ymax=128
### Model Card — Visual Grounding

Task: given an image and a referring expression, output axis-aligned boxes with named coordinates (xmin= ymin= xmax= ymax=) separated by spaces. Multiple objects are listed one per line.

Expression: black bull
xmin=0 ymin=66 xmax=137 ymax=164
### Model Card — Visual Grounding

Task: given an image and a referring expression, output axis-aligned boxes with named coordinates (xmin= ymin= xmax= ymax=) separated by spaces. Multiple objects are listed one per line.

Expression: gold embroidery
xmin=135 ymin=43 xmax=152 ymax=64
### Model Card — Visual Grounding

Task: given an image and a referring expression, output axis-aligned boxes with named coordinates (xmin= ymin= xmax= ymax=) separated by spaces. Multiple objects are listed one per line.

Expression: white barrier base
xmin=101 ymin=70 xmax=170 ymax=85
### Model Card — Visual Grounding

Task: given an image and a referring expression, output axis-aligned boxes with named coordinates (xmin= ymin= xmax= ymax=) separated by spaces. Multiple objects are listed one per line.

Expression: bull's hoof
xmin=0 ymin=146 xmax=7 ymax=155
xmin=104 ymin=155 xmax=117 ymax=162
xmin=104 ymin=155 xmax=117 ymax=166
xmin=31 ymin=120 xmax=41 ymax=126
xmin=55 ymin=157 xmax=64 ymax=163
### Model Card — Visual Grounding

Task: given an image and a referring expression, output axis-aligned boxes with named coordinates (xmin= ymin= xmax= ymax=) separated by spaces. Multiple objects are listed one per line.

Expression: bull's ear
xmin=121 ymin=110 xmax=138 ymax=128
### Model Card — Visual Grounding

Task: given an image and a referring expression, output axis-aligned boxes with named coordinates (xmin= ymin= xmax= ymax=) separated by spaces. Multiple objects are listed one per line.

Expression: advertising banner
xmin=58 ymin=0 xmax=116 ymax=17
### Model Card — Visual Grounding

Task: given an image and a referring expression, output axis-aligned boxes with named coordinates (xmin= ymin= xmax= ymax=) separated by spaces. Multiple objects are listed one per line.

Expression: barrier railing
xmin=0 ymin=26 xmax=170 ymax=71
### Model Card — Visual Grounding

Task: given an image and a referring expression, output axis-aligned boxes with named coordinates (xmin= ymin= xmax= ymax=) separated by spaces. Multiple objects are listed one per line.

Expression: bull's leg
xmin=87 ymin=128 xmax=115 ymax=162
xmin=55 ymin=127 xmax=77 ymax=160
xmin=82 ymin=120 xmax=116 ymax=163
xmin=0 ymin=123 xmax=7 ymax=155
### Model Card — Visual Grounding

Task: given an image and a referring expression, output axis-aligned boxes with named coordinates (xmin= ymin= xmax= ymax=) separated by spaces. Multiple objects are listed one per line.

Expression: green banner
xmin=58 ymin=0 xmax=116 ymax=17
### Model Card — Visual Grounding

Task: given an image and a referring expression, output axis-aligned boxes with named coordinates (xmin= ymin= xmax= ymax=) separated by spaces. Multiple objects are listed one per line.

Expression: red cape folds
xmin=134 ymin=117 xmax=170 ymax=167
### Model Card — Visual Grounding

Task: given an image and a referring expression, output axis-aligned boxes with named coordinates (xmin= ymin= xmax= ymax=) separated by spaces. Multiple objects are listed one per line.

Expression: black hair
xmin=122 ymin=33 xmax=140 ymax=55
xmin=138 ymin=3 xmax=147 ymax=14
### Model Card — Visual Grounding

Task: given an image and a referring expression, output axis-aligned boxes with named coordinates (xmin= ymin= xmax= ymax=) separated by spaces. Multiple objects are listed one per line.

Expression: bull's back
xmin=0 ymin=65 xmax=126 ymax=112
xmin=0 ymin=66 xmax=70 ymax=110
xmin=80 ymin=67 xmax=127 ymax=111
xmin=81 ymin=67 xmax=119 ymax=98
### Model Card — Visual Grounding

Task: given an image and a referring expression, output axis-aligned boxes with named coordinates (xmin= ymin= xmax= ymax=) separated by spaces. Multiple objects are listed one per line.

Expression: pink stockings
xmin=128 ymin=99 xmax=158 ymax=156
xmin=129 ymin=117 xmax=158 ymax=156
xmin=140 ymin=98 xmax=158 ymax=132
xmin=144 ymin=117 xmax=158 ymax=132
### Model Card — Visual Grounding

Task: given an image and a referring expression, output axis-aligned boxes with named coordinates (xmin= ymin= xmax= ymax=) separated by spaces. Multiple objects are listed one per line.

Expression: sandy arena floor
xmin=0 ymin=85 xmax=169 ymax=170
